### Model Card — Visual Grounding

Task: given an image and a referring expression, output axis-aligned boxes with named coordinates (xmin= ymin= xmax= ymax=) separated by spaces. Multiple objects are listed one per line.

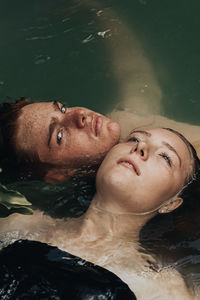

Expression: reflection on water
xmin=0 ymin=0 xmax=200 ymax=298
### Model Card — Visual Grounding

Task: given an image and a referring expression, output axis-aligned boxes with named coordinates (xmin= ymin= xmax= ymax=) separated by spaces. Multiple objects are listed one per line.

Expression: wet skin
xmin=14 ymin=101 xmax=120 ymax=180
xmin=96 ymin=128 xmax=192 ymax=214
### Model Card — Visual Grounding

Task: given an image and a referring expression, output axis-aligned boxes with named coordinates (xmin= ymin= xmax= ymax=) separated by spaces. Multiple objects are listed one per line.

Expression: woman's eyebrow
xmin=162 ymin=141 xmax=182 ymax=167
xmin=130 ymin=130 xmax=151 ymax=137
xmin=130 ymin=130 xmax=182 ymax=167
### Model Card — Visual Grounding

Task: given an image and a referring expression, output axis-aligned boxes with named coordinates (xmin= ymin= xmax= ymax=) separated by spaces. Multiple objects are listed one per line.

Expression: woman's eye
xmin=160 ymin=153 xmax=172 ymax=167
xmin=127 ymin=136 xmax=140 ymax=143
xmin=57 ymin=131 xmax=62 ymax=144
xmin=61 ymin=105 xmax=67 ymax=114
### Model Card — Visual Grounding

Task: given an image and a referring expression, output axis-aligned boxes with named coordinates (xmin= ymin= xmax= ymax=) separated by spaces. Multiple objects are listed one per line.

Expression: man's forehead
xmin=22 ymin=101 xmax=52 ymax=113
xmin=16 ymin=103 xmax=49 ymax=149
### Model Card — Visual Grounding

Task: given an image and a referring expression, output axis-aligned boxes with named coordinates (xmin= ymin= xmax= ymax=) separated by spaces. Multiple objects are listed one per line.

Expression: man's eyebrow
xmin=47 ymin=118 xmax=57 ymax=147
xmin=162 ymin=141 xmax=182 ymax=167
xmin=53 ymin=100 xmax=60 ymax=111
xmin=130 ymin=130 xmax=152 ymax=137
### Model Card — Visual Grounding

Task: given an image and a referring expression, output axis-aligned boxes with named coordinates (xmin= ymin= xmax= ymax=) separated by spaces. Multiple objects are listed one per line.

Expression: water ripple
xmin=34 ymin=54 xmax=51 ymax=65
xmin=82 ymin=34 xmax=94 ymax=44
xmin=26 ymin=35 xmax=55 ymax=41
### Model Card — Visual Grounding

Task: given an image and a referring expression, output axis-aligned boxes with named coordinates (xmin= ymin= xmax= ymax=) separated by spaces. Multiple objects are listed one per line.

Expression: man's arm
xmin=86 ymin=1 xmax=200 ymax=153
xmin=93 ymin=2 xmax=162 ymax=114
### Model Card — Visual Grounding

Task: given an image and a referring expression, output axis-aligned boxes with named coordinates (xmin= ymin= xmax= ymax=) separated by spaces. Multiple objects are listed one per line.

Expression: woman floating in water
xmin=0 ymin=127 xmax=199 ymax=299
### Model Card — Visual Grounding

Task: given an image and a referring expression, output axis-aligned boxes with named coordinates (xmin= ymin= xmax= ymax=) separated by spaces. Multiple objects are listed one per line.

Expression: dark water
xmin=1 ymin=0 xmax=200 ymax=297
xmin=0 ymin=0 xmax=200 ymax=122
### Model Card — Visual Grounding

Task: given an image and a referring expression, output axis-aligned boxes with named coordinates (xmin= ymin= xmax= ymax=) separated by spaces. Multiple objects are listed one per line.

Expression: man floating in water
xmin=0 ymin=98 xmax=120 ymax=183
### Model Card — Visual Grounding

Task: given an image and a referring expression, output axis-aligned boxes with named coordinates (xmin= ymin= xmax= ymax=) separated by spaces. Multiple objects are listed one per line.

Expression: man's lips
xmin=117 ymin=158 xmax=140 ymax=175
xmin=93 ymin=115 xmax=103 ymax=136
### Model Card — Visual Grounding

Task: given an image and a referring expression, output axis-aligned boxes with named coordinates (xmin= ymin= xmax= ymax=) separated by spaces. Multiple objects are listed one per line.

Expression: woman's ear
xmin=158 ymin=197 xmax=183 ymax=214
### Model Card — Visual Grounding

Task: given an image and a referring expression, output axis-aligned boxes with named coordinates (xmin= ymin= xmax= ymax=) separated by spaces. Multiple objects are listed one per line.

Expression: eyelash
xmin=127 ymin=136 xmax=140 ymax=143
xmin=160 ymin=152 xmax=172 ymax=167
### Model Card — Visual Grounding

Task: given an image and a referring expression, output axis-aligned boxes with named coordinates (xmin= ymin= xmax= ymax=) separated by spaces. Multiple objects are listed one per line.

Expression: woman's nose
xmin=131 ymin=141 xmax=148 ymax=160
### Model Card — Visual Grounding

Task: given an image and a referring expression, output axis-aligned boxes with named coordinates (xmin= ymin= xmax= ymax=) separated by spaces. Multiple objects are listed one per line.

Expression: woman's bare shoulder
xmin=0 ymin=210 xmax=54 ymax=231
xmin=0 ymin=210 xmax=57 ymax=246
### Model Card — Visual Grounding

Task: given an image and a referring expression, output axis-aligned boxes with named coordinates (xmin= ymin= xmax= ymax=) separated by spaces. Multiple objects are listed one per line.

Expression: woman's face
xmin=96 ymin=128 xmax=193 ymax=214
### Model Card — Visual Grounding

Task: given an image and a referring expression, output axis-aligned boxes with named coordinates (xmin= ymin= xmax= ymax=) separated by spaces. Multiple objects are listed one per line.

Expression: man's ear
xmin=44 ymin=168 xmax=76 ymax=183
xmin=158 ymin=197 xmax=183 ymax=214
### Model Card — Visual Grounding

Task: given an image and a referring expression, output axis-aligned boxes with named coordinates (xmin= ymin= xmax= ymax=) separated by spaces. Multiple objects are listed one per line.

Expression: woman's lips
xmin=117 ymin=158 xmax=140 ymax=175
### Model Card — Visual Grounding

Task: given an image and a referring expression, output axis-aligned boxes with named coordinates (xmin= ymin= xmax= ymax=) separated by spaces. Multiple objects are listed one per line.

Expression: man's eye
xmin=127 ymin=136 xmax=140 ymax=143
xmin=57 ymin=131 xmax=62 ymax=144
xmin=61 ymin=105 xmax=67 ymax=114
xmin=160 ymin=153 xmax=172 ymax=167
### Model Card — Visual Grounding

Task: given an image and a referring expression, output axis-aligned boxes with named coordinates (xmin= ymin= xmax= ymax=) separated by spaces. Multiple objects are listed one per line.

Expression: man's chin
xmin=107 ymin=120 xmax=120 ymax=141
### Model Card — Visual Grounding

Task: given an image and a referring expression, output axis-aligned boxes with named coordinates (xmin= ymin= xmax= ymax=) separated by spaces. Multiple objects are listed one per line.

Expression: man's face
xmin=15 ymin=101 xmax=120 ymax=181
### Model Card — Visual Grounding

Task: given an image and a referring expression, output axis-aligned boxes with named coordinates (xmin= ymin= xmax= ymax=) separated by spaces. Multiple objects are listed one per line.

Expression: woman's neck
xmin=74 ymin=193 xmax=154 ymax=243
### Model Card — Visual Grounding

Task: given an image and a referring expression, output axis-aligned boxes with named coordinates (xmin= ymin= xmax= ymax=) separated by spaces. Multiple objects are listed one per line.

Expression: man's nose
xmin=63 ymin=109 xmax=87 ymax=128
xmin=130 ymin=141 xmax=148 ymax=160
xmin=75 ymin=109 xmax=87 ymax=128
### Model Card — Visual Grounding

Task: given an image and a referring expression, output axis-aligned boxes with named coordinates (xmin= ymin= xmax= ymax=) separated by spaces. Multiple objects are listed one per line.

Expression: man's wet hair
xmin=0 ymin=98 xmax=41 ymax=180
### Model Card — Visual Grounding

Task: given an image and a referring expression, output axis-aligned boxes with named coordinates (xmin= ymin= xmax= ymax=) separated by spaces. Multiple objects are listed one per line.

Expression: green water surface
xmin=1 ymin=0 xmax=200 ymax=295
xmin=0 ymin=0 xmax=200 ymax=123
